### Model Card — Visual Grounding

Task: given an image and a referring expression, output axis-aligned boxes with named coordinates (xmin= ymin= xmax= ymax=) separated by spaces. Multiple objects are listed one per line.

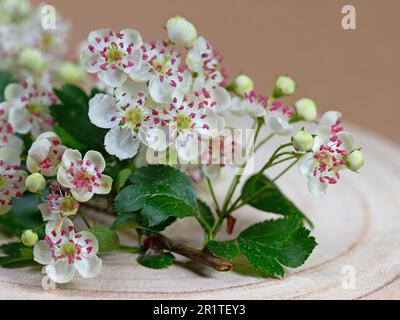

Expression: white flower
xmin=129 ymin=41 xmax=192 ymax=103
xmin=33 ymin=218 xmax=102 ymax=284
xmin=0 ymin=147 xmax=26 ymax=214
xmin=186 ymin=37 xmax=228 ymax=88
xmin=4 ymin=79 xmax=57 ymax=137
xmin=265 ymin=100 xmax=294 ymax=135
xmin=230 ymin=91 xmax=266 ymax=118
xmin=57 ymin=149 xmax=113 ymax=202
xmin=27 ymin=132 xmax=66 ymax=176
xmin=161 ymin=91 xmax=226 ymax=161
xmin=295 ymin=98 xmax=317 ymax=122
xmin=166 ymin=16 xmax=197 ymax=48
xmin=39 ymin=192 xmax=79 ymax=222
xmin=89 ymin=80 xmax=165 ymax=160
xmin=81 ymin=28 xmax=143 ymax=87
xmin=298 ymin=111 xmax=356 ymax=198
xmin=234 ymin=74 xmax=254 ymax=96
xmin=0 ymin=103 xmax=23 ymax=154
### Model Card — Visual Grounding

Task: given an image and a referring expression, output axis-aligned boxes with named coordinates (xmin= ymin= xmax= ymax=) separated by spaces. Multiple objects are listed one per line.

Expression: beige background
xmin=33 ymin=0 xmax=399 ymax=142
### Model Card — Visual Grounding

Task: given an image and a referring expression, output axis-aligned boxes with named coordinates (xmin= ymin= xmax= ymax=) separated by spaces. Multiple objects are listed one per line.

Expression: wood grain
xmin=1 ymin=124 xmax=399 ymax=300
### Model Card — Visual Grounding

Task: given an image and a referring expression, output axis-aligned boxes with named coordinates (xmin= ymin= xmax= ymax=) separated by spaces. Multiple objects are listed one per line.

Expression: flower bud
xmin=25 ymin=173 xmax=46 ymax=193
xmin=275 ymin=75 xmax=296 ymax=96
xmin=295 ymin=98 xmax=317 ymax=122
xmin=346 ymin=150 xmax=364 ymax=171
xmin=18 ymin=48 xmax=46 ymax=74
xmin=58 ymin=62 xmax=85 ymax=84
xmin=21 ymin=229 xmax=38 ymax=247
xmin=292 ymin=130 xmax=314 ymax=152
xmin=166 ymin=16 xmax=197 ymax=48
xmin=234 ymin=74 xmax=254 ymax=96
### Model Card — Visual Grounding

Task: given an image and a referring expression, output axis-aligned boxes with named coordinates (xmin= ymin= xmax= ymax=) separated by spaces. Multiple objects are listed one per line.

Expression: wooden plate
xmin=1 ymin=124 xmax=399 ymax=300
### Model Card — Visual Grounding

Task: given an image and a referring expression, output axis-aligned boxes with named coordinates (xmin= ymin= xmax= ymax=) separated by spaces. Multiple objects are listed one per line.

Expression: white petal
xmin=210 ymin=87 xmax=231 ymax=112
xmin=83 ymin=150 xmax=106 ymax=172
xmin=120 ymin=29 xmax=142 ymax=49
xmin=104 ymin=126 xmax=140 ymax=160
xmin=265 ymin=114 xmax=293 ymax=135
xmin=75 ymin=231 xmax=99 ymax=255
xmin=337 ymin=132 xmax=354 ymax=152
xmin=139 ymin=126 xmax=170 ymax=152
xmin=248 ymin=103 xmax=266 ymax=118
xmin=45 ymin=261 xmax=75 ymax=284
xmin=98 ymin=68 xmax=127 ymax=88
xmin=320 ymin=111 xmax=342 ymax=126
xmin=75 ymin=255 xmax=102 ymax=279
xmin=39 ymin=203 xmax=59 ymax=221
xmin=1 ymin=134 xmax=23 ymax=154
xmin=9 ymin=107 xmax=31 ymax=134
xmin=4 ymin=83 xmax=22 ymax=102
xmin=121 ymin=48 xmax=142 ymax=73
xmin=149 ymin=76 xmax=173 ymax=103
xmin=0 ymin=147 xmax=20 ymax=165
xmin=88 ymin=29 xmax=111 ymax=49
xmin=80 ymin=49 xmax=101 ymax=73
xmin=115 ymin=79 xmax=148 ymax=100
xmin=202 ymin=164 xmax=221 ymax=179
xmin=314 ymin=125 xmax=331 ymax=151
xmin=93 ymin=175 xmax=113 ymax=195
xmin=62 ymin=149 xmax=82 ymax=167
xmin=307 ymin=176 xmax=328 ymax=198
xmin=45 ymin=218 xmax=74 ymax=238
xmin=57 ymin=167 xmax=73 ymax=188
xmin=33 ymin=240 xmax=53 ymax=265
xmin=230 ymin=97 xmax=247 ymax=117
xmin=88 ymin=94 xmax=120 ymax=129
xmin=196 ymin=110 xmax=225 ymax=138
xmin=28 ymin=138 xmax=51 ymax=163
xmin=298 ymin=153 xmax=315 ymax=177
xmin=129 ymin=64 xmax=153 ymax=82
xmin=71 ymin=188 xmax=94 ymax=202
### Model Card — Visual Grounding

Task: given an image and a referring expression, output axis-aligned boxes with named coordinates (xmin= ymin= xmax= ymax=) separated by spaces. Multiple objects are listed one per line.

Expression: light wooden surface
xmin=1 ymin=124 xmax=400 ymax=300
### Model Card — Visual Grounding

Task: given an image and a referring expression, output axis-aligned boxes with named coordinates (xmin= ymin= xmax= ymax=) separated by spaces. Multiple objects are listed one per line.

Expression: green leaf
xmin=116 ymin=168 xmax=132 ymax=191
xmin=50 ymin=85 xmax=107 ymax=151
xmin=197 ymin=199 xmax=215 ymax=232
xmin=137 ymin=252 xmax=174 ymax=269
xmin=90 ymin=225 xmax=120 ymax=254
xmin=0 ymin=242 xmax=36 ymax=268
xmin=238 ymin=218 xmax=317 ymax=277
xmin=112 ymin=212 xmax=176 ymax=232
xmin=206 ymin=240 xmax=240 ymax=261
xmin=242 ymin=175 xmax=312 ymax=226
xmin=114 ymin=165 xmax=198 ymax=230
xmin=0 ymin=70 xmax=17 ymax=102
xmin=0 ymin=194 xmax=43 ymax=237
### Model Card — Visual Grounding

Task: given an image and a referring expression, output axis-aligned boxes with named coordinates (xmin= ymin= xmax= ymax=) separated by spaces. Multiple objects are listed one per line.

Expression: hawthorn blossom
xmin=4 ymin=79 xmax=57 ymax=137
xmin=89 ymin=80 xmax=166 ymax=160
xmin=129 ymin=40 xmax=192 ymax=103
xmin=186 ymin=36 xmax=228 ymax=88
xmin=230 ymin=91 xmax=267 ymax=118
xmin=0 ymin=147 xmax=26 ymax=214
xmin=265 ymin=100 xmax=294 ymax=135
xmin=0 ymin=103 xmax=23 ymax=154
xmin=27 ymin=132 xmax=66 ymax=176
xmin=160 ymin=91 xmax=225 ymax=161
xmin=33 ymin=218 xmax=102 ymax=284
xmin=298 ymin=111 xmax=356 ymax=198
xmin=39 ymin=192 xmax=79 ymax=222
xmin=57 ymin=149 xmax=113 ymax=202
xmin=81 ymin=28 xmax=143 ymax=87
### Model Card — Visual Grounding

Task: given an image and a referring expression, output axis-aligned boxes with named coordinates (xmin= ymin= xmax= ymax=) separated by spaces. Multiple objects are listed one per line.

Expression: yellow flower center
xmin=177 ymin=114 xmax=191 ymax=130
xmin=26 ymin=103 xmax=43 ymax=115
xmin=106 ymin=45 xmax=122 ymax=64
xmin=0 ymin=175 xmax=4 ymax=188
xmin=125 ymin=108 xmax=142 ymax=129
xmin=62 ymin=243 xmax=77 ymax=256
xmin=60 ymin=196 xmax=77 ymax=217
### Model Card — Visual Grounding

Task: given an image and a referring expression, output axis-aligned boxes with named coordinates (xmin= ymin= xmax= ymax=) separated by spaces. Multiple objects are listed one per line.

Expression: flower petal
xmin=57 ymin=167 xmax=73 ymax=188
xmin=75 ymin=255 xmax=102 ymax=279
xmin=337 ymin=132 xmax=354 ymax=152
xmin=28 ymin=138 xmax=51 ymax=163
xmin=98 ymin=68 xmax=127 ymax=88
xmin=8 ymin=107 xmax=31 ymax=134
xmin=38 ymin=203 xmax=59 ymax=221
xmin=149 ymin=76 xmax=173 ymax=103
xmin=314 ymin=125 xmax=331 ymax=151
xmin=83 ymin=150 xmax=106 ymax=172
xmin=88 ymin=94 xmax=120 ymax=129
xmin=62 ymin=149 xmax=82 ymax=167
xmin=104 ymin=126 xmax=140 ymax=160
xmin=298 ymin=153 xmax=315 ymax=177
xmin=307 ymin=176 xmax=328 ymax=198
xmin=210 ymin=87 xmax=231 ymax=112
xmin=71 ymin=188 xmax=94 ymax=202
xmin=81 ymin=49 xmax=101 ymax=73
xmin=45 ymin=261 xmax=75 ymax=284
xmin=93 ymin=175 xmax=113 ymax=195
xmin=0 ymin=147 xmax=20 ymax=165
xmin=33 ymin=240 xmax=53 ymax=265
xmin=320 ymin=111 xmax=342 ymax=126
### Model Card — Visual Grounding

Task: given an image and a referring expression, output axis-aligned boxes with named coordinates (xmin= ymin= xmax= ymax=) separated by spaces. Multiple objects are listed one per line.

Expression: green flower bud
xmin=25 ymin=173 xmax=46 ymax=193
xmin=275 ymin=75 xmax=296 ymax=96
xmin=346 ymin=150 xmax=364 ymax=171
xmin=18 ymin=48 xmax=46 ymax=74
xmin=166 ymin=16 xmax=197 ymax=48
xmin=58 ymin=62 xmax=85 ymax=84
xmin=234 ymin=74 xmax=254 ymax=96
xmin=292 ymin=130 xmax=314 ymax=152
xmin=295 ymin=98 xmax=317 ymax=122
xmin=21 ymin=229 xmax=38 ymax=247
